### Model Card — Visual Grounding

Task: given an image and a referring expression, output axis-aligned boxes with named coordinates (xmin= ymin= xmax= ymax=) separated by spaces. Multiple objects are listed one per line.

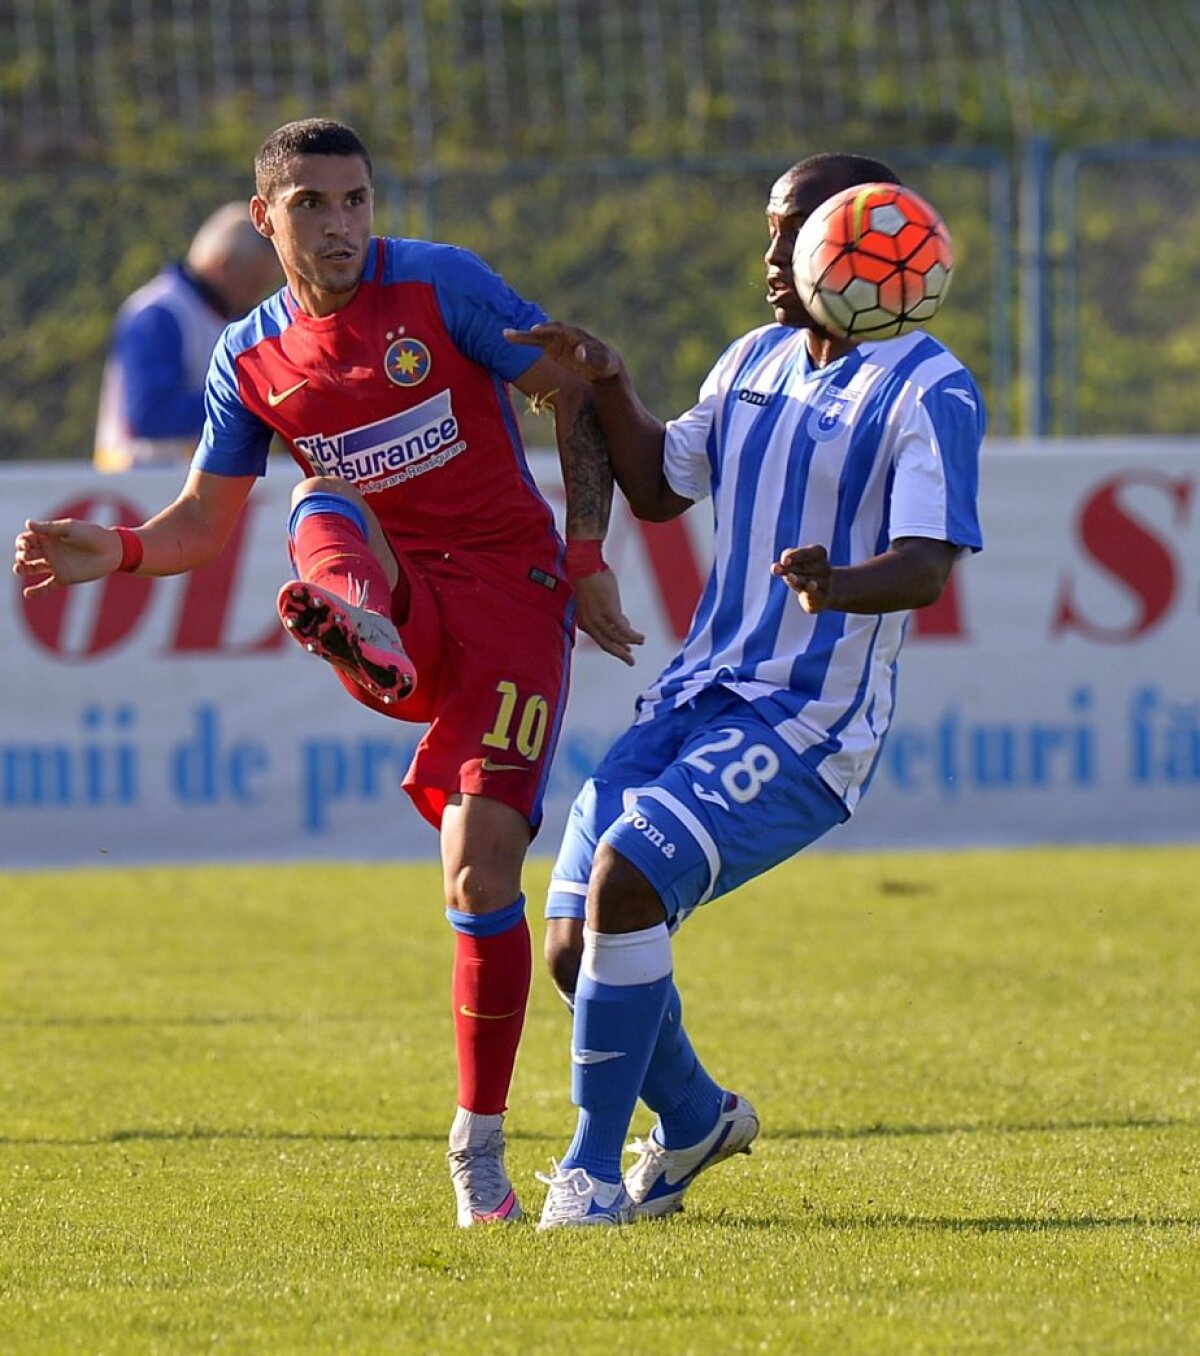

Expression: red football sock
xmin=452 ymin=915 xmax=532 ymax=1115
xmin=290 ymin=506 xmax=396 ymax=616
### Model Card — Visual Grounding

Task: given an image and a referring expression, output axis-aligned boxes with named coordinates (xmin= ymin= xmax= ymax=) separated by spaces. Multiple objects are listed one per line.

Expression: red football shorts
xmin=334 ymin=547 xmax=573 ymax=834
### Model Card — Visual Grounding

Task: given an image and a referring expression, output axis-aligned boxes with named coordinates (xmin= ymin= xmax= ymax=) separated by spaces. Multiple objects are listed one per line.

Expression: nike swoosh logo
xmin=662 ymin=1119 xmax=735 ymax=1185
xmin=481 ymin=758 xmax=528 ymax=773
xmin=267 ymin=379 xmax=309 ymax=407
xmin=459 ymin=1004 xmax=520 ymax=1021
xmin=944 ymin=388 xmax=977 ymax=410
xmin=571 ymin=1049 xmax=626 ymax=1065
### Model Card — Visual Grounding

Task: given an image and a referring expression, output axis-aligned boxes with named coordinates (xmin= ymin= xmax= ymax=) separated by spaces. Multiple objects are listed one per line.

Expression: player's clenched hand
xmin=772 ymin=544 xmax=834 ymax=614
xmin=573 ymin=568 xmax=645 ymax=666
xmin=503 ymin=323 xmax=622 ymax=383
xmin=12 ymin=519 xmax=122 ymax=596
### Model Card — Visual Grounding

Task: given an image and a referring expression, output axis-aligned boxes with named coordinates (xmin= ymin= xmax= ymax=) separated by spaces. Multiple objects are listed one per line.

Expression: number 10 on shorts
xmin=482 ymin=679 xmax=549 ymax=760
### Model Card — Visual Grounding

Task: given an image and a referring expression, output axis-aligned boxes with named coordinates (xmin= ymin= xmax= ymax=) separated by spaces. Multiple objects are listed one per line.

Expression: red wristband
xmin=565 ymin=538 xmax=608 ymax=581
xmin=114 ymin=526 xmax=144 ymax=574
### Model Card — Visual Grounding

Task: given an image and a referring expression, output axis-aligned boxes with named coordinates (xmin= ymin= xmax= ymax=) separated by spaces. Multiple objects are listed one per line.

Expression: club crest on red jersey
xmin=385 ymin=336 xmax=432 ymax=387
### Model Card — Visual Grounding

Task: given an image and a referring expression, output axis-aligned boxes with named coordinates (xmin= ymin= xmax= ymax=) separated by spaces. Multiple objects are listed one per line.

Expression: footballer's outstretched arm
xmin=505 ymin=321 xmax=692 ymax=523
xmin=512 ymin=351 xmax=645 ymax=665
xmin=14 ymin=468 xmax=255 ymax=596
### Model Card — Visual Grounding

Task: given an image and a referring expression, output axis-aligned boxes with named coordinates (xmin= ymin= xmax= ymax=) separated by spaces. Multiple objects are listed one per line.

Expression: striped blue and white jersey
xmin=638 ymin=324 xmax=985 ymax=812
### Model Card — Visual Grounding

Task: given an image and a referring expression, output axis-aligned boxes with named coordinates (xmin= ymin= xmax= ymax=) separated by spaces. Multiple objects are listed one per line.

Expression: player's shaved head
xmin=254 ymin=119 xmax=373 ymax=201
xmin=773 ymin=152 xmax=901 ymax=218
xmin=786 ymin=152 xmax=900 ymax=195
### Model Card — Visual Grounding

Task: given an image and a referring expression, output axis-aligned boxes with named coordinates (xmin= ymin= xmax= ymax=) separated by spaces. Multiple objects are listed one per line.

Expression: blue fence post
xmin=1053 ymin=148 xmax=1082 ymax=436
xmin=1018 ymin=135 xmax=1054 ymax=437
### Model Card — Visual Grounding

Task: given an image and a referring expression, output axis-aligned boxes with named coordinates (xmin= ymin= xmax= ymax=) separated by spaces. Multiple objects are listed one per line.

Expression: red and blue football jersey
xmin=196 ymin=237 xmax=563 ymax=583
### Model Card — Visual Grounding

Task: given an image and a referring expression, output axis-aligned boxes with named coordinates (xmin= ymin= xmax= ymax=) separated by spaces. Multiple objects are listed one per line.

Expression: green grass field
xmin=2 ymin=847 xmax=1198 ymax=1354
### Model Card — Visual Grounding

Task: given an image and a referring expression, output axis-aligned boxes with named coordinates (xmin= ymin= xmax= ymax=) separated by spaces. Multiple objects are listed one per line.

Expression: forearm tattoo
xmin=562 ymin=396 xmax=614 ymax=537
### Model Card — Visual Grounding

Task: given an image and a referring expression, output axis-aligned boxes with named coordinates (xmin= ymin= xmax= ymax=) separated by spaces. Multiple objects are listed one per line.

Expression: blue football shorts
xmin=546 ymin=687 xmax=849 ymax=929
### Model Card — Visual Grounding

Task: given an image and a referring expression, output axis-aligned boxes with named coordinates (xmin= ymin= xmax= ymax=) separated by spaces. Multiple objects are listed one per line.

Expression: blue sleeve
xmin=425 ymin=245 xmax=548 ymax=382
xmin=922 ymin=370 xmax=987 ymax=552
xmin=192 ymin=332 xmax=273 ymax=478
xmin=114 ymin=304 xmax=205 ymax=438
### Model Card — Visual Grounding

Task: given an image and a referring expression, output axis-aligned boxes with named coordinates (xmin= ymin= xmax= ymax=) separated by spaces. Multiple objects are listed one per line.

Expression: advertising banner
xmin=1 ymin=440 xmax=1196 ymax=867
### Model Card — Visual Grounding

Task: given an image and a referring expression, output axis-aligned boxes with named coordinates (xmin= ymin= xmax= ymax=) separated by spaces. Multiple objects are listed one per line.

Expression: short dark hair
xmin=254 ymin=119 xmax=373 ymax=200
xmin=785 ymin=151 xmax=901 ymax=197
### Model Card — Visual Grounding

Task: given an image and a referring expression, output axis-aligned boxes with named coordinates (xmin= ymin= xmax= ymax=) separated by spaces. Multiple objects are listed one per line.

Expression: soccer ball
xmin=791 ymin=182 xmax=954 ymax=341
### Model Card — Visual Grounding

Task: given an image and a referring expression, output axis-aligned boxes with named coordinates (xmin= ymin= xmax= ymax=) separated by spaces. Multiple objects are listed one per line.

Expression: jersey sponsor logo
xmin=571 ymin=1048 xmax=626 ymax=1065
xmin=294 ymin=388 xmax=466 ymax=488
xmin=944 ymin=386 xmax=978 ymax=410
xmin=808 ymin=383 xmax=863 ymax=442
xmin=267 ymin=379 xmax=309 ymax=407
xmin=737 ymin=388 xmax=771 ymax=407
xmin=384 ymin=336 xmax=432 ymax=387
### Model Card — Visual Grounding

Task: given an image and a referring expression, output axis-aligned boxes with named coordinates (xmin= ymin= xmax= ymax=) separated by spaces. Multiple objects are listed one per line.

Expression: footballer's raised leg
xmin=278 ymin=485 xmax=417 ymax=704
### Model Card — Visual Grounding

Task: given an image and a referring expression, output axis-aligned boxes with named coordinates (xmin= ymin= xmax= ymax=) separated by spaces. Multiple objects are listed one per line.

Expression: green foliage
xmin=1 ymin=847 xmax=1198 ymax=1352
xmin=2 ymin=1 xmax=1198 ymax=457
xmin=1066 ymin=159 xmax=1200 ymax=434
xmin=432 ymin=166 xmax=770 ymax=420
xmin=3 ymin=171 xmax=245 ymax=460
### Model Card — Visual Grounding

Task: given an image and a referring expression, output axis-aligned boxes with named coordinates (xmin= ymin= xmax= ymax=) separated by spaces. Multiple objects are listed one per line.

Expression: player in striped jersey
xmin=508 ymin=152 xmax=985 ymax=1228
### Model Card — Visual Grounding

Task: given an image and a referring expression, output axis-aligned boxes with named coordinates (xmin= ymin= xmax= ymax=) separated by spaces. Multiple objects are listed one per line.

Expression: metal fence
xmin=7 ymin=1 xmax=1198 ymax=169
xmin=3 ymin=2 xmax=1199 ymax=456
xmin=1050 ymin=142 xmax=1200 ymax=436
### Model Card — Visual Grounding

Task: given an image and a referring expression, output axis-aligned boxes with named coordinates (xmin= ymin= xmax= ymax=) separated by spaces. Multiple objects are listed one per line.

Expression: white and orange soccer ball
xmin=791 ymin=182 xmax=954 ymax=341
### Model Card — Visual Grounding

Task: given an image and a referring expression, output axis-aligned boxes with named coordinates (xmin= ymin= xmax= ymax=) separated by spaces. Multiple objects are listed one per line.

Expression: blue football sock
xmin=561 ymin=924 xmax=673 ymax=1183
xmin=638 ymin=982 xmax=725 ymax=1149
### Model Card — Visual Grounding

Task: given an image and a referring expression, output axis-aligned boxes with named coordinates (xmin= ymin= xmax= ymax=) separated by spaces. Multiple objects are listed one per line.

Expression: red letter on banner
xmin=1053 ymin=472 xmax=1190 ymax=642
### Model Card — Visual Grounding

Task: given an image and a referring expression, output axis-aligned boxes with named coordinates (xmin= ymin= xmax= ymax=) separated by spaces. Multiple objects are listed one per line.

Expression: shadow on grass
xmin=589 ymin=1205 xmax=1200 ymax=1232
xmin=0 ymin=1127 xmax=462 ymax=1147
xmin=770 ymin=1115 xmax=1192 ymax=1139
xmin=768 ymin=1212 xmax=1200 ymax=1232
xmin=1 ymin=1115 xmax=1190 ymax=1149
xmin=0 ymin=1014 xmax=367 ymax=1027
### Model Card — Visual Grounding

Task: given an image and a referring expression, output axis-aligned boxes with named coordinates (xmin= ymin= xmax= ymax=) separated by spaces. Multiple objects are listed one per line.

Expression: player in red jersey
xmin=13 ymin=119 xmax=643 ymax=1227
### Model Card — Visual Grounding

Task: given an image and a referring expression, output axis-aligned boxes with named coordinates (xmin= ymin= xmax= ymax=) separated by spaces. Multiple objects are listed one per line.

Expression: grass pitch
xmin=1 ymin=846 xmax=1198 ymax=1354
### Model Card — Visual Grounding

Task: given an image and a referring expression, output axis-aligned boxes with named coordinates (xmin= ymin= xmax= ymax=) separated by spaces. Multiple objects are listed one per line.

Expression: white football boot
xmin=536 ymin=1162 xmax=636 ymax=1229
xmin=624 ymin=1091 xmax=759 ymax=1218
xmin=447 ymin=1113 xmax=523 ymax=1227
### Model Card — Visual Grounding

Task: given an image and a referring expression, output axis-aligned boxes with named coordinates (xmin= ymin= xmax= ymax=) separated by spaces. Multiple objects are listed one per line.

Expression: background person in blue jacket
xmin=94 ymin=202 xmax=279 ymax=472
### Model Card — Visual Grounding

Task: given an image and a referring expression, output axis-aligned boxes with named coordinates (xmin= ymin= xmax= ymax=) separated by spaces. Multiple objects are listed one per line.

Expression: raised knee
xmin=290 ymin=475 xmax=362 ymax=509
xmin=588 ymin=843 xmax=668 ymax=933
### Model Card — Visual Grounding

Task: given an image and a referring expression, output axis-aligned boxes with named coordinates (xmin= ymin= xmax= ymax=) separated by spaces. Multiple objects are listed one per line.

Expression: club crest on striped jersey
xmin=385 ymin=336 xmax=432 ymax=387
xmin=808 ymin=384 xmax=863 ymax=442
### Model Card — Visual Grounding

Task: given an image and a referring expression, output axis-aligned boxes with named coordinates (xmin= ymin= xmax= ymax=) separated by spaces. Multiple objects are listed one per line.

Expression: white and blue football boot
xmin=624 ymin=1091 xmax=759 ymax=1218
xmin=536 ymin=1162 xmax=636 ymax=1229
